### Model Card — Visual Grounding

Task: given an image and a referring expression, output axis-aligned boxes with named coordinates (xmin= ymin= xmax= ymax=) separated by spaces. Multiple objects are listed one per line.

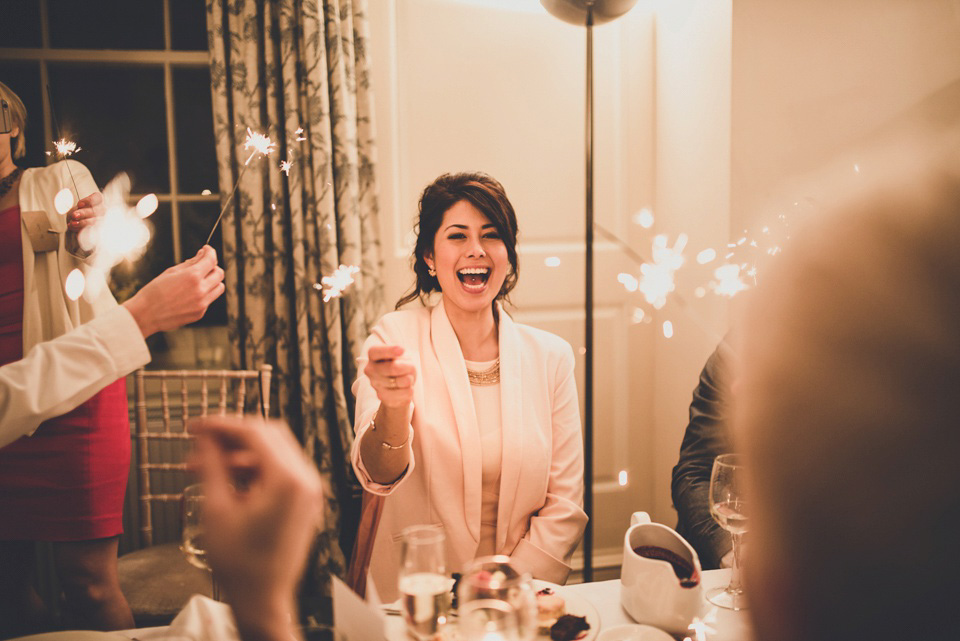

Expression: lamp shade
xmin=540 ymin=0 xmax=639 ymax=26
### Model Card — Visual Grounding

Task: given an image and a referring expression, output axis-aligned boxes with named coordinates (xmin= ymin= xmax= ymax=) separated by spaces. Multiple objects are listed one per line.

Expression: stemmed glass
xmin=457 ymin=556 xmax=537 ymax=641
xmin=398 ymin=525 xmax=450 ymax=640
xmin=180 ymin=483 xmax=220 ymax=600
xmin=708 ymin=453 xmax=748 ymax=610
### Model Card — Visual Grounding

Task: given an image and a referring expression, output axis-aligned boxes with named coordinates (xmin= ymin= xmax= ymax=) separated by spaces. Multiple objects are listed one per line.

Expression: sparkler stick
xmin=205 ymin=128 xmax=276 ymax=245
xmin=45 ymin=84 xmax=82 ymax=199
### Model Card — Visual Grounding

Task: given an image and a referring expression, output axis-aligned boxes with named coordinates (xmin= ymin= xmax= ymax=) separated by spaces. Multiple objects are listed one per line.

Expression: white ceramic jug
xmin=620 ymin=511 xmax=703 ymax=636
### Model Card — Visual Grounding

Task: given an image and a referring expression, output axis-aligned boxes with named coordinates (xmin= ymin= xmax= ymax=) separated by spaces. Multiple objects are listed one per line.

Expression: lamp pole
xmin=583 ymin=3 xmax=595 ymax=583
xmin=541 ymin=0 xmax=639 ymax=584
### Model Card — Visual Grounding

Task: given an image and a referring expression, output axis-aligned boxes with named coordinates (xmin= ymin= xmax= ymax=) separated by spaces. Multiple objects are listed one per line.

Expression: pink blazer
xmin=351 ymin=300 xmax=588 ymax=601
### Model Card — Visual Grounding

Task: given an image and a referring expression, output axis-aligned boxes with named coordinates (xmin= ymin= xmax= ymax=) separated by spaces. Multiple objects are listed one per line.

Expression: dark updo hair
xmin=395 ymin=172 xmax=520 ymax=309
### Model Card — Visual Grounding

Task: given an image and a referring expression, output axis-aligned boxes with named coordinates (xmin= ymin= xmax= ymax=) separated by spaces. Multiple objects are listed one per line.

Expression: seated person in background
xmin=352 ymin=172 xmax=586 ymax=600
xmin=671 ymin=339 xmax=736 ymax=569
xmin=190 ymin=416 xmax=323 ymax=641
xmin=736 ymin=155 xmax=960 ymax=641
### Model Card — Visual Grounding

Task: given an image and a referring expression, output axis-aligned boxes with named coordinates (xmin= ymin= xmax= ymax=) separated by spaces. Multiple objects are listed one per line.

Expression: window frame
xmin=0 ymin=0 xmax=218 ymax=267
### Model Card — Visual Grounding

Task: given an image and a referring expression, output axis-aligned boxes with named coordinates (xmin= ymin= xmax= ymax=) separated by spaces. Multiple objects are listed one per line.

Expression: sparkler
xmin=204 ymin=128 xmax=277 ymax=245
xmin=73 ymin=173 xmax=157 ymax=301
xmin=710 ymin=264 xmax=750 ymax=298
xmin=48 ymin=139 xmax=81 ymax=157
xmin=686 ymin=607 xmax=719 ymax=641
xmin=314 ymin=264 xmax=360 ymax=302
xmin=45 ymin=84 xmax=83 ymax=201
xmin=599 ymin=197 xmax=797 ymax=339
xmin=637 ymin=233 xmax=687 ymax=310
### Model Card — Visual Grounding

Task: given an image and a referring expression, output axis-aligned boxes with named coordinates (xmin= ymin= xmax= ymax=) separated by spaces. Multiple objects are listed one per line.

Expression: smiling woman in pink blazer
xmin=351 ymin=172 xmax=587 ymax=601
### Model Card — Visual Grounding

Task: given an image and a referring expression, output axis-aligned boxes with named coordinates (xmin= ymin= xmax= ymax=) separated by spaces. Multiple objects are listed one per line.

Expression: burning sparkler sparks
xmin=47 ymin=138 xmax=81 ymax=157
xmin=314 ymin=264 xmax=361 ymax=302
xmin=242 ymin=128 xmax=276 ymax=164
xmin=204 ymin=128 xmax=277 ymax=246
xmin=637 ymin=233 xmax=687 ymax=310
xmin=54 ymin=188 xmax=74 ymax=215
xmin=710 ymin=264 xmax=750 ymax=298
xmin=685 ymin=607 xmax=719 ymax=641
xmin=632 ymin=207 xmax=655 ymax=229
xmin=72 ymin=173 xmax=156 ymax=301
xmin=64 ymin=269 xmax=85 ymax=301
xmin=136 ymin=193 xmax=158 ymax=218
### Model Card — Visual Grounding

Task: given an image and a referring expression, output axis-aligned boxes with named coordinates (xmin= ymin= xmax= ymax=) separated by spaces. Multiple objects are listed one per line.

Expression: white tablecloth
xmin=108 ymin=569 xmax=753 ymax=641
xmin=558 ymin=570 xmax=754 ymax=641
xmin=385 ymin=569 xmax=753 ymax=641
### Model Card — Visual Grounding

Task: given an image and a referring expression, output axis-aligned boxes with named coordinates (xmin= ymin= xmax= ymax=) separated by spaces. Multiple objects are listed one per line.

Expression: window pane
xmin=48 ymin=0 xmax=164 ymax=50
xmin=170 ymin=0 xmax=209 ymax=51
xmin=0 ymin=0 xmax=42 ymax=48
xmin=177 ymin=201 xmax=227 ymax=326
xmin=173 ymin=67 xmax=217 ymax=193
xmin=0 ymin=61 xmax=45 ymax=170
xmin=109 ymin=202 xmax=174 ymax=303
xmin=47 ymin=64 xmax=169 ymax=193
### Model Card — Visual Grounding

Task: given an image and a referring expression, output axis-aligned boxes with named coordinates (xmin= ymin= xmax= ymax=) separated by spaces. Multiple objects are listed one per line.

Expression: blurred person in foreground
xmin=190 ymin=416 xmax=323 ymax=641
xmin=736 ymin=152 xmax=960 ymax=641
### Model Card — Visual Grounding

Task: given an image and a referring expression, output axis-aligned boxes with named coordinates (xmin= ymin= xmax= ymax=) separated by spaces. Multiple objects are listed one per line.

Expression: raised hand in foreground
xmin=189 ymin=417 xmax=323 ymax=641
xmin=122 ymin=245 xmax=225 ymax=337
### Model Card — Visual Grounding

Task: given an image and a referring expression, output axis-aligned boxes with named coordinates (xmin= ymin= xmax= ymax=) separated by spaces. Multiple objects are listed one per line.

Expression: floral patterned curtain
xmin=206 ymin=0 xmax=383 ymax=611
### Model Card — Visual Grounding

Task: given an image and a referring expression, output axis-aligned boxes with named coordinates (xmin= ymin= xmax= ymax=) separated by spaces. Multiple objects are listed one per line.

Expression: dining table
xmin=106 ymin=569 xmax=755 ymax=641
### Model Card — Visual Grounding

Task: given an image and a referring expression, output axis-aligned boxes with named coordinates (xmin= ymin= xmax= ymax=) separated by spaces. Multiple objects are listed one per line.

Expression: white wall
xmin=731 ymin=0 xmax=960 ymax=232
xmin=365 ymin=0 xmax=960 ymax=570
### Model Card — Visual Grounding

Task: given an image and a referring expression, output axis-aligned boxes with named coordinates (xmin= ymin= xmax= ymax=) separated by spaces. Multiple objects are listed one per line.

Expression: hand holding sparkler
xmin=67 ymin=191 xmax=105 ymax=232
xmin=122 ymin=245 xmax=225 ymax=337
xmin=56 ymin=186 xmax=105 ymax=259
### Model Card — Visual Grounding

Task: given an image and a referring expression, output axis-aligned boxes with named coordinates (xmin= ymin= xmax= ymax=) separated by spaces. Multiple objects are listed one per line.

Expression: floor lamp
xmin=540 ymin=0 xmax=639 ymax=583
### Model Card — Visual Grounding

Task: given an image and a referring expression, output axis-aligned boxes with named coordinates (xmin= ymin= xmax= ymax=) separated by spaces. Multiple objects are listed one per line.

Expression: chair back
xmin=132 ymin=364 xmax=272 ymax=548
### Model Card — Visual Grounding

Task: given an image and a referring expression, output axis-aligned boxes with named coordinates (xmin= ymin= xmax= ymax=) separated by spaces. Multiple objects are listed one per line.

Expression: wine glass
xmin=398 ymin=525 xmax=450 ymax=640
xmin=708 ymin=453 xmax=748 ymax=610
xmin=180 ymin=483 xmax=220 ymax=600
xmin=457 ymin=556 xmax=537 ymax=641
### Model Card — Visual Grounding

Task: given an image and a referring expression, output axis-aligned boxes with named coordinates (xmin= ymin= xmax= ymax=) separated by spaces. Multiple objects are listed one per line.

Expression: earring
xmin=427 ymin=266 xmax=436 ymax=277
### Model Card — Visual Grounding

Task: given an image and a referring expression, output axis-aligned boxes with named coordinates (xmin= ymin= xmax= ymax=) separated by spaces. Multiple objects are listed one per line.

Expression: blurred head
xmin=0 ymin=81 xmax=27 ymax=160
xmin=396 ymin=172 xmax=519 ymax=312
xmin=736 ymin=160 xmax=960 ymax=641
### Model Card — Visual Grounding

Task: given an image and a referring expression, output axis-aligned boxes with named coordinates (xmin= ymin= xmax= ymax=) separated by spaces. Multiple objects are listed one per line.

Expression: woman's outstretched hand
xmin=365 ymin=345 xmax=417 ymax=409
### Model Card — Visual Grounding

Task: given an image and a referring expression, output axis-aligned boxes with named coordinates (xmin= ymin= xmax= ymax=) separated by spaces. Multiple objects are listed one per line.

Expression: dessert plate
xmin=534 ymin=579 xmax=601 ymax=641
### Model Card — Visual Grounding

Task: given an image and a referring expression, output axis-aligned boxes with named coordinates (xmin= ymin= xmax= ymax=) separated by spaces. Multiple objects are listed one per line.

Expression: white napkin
xmin=332 ymin=575 xmax=388 ymax=641
xmin=134 ymin=595 xmax=237 ymax=641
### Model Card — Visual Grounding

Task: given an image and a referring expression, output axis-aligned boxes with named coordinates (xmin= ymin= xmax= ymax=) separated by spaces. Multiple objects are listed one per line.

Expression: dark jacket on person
xmin=671 ymin=340 xmax=735 ymax=570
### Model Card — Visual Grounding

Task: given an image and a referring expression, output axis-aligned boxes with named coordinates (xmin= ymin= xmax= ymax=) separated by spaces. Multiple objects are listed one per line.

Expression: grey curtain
xmin=206 ymin=0 xmax=383 ymax=611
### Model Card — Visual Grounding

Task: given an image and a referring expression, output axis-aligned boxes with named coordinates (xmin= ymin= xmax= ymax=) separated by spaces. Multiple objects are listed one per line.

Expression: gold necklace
xmin=467 ymin=358 xmax=500 ymax=386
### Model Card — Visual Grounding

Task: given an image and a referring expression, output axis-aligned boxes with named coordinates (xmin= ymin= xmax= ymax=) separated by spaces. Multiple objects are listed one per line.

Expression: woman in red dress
xmin=0 ymin=82 xmax=134 ymax=636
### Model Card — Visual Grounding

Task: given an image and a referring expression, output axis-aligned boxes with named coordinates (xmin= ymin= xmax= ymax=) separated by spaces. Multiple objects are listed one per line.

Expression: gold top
xmin=467 ymin=358 xmax=500 ymax=386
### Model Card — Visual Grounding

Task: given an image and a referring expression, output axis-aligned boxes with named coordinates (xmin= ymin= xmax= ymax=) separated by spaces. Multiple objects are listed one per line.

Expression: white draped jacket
xmin=351 ymin=300 xmax=588 ymax=601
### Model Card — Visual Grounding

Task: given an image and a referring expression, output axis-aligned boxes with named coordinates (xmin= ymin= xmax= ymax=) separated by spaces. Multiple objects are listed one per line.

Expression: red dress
xmin=0 ymin=204 xmax=130 ymax=541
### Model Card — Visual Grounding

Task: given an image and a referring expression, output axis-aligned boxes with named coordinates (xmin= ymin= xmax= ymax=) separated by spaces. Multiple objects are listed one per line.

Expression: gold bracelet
xmin=370 ymin=409 xmax=409 ymax=450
